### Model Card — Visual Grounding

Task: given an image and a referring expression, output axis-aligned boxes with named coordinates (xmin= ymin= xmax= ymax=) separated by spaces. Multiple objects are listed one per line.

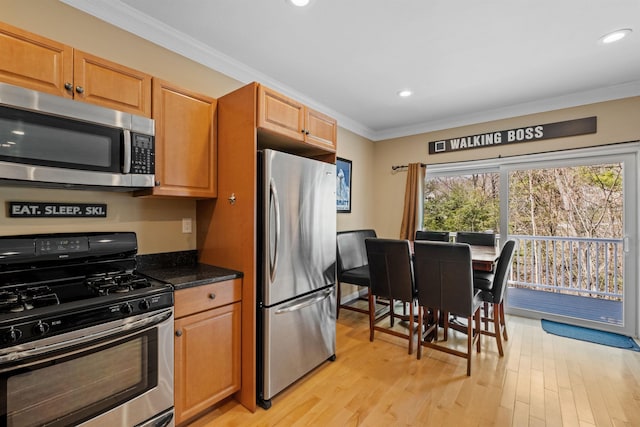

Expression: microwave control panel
xmin=131 ymin=133 xmax=155 ymax=174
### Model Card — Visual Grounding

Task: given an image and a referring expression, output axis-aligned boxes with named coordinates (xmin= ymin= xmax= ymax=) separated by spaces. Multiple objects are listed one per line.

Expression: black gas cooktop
xmin=0 ymin=232 xmax=173 ymax=349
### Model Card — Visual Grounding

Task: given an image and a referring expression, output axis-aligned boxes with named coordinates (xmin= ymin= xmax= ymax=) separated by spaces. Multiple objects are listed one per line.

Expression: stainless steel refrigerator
xmin=257 ymin=149 xmax=336 ymax=409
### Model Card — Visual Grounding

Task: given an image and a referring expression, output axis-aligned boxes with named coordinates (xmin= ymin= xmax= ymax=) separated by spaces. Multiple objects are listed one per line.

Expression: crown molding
xmin=372 ymin=80 xmax=640 ymax=141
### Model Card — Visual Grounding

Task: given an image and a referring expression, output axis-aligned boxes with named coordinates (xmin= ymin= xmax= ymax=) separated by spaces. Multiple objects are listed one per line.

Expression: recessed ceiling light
xmin=398 ymin=90 xmax=413 ymax=98
xmin=287 ymin=0 xmax=310 ymax=6
xmin=600 ymin=29 xmax=632 ymax=44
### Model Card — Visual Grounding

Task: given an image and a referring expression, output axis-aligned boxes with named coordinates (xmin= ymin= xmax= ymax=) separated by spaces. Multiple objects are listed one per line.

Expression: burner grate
xmin=86 ymin=273 xmax=151 ymax=296
xmin=0 ymin=286 xmax=60 ymax=314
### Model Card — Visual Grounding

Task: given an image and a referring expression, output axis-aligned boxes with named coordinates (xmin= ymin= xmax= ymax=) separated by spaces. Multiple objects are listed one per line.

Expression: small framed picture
xmin=336 ymin=157 xmax=352 ymax=213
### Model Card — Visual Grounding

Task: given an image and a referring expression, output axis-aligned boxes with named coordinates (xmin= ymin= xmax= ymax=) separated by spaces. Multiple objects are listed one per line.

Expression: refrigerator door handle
xmin=275 ymin=288 xmax=333 ymax=314
xmin=269 ymin=178 xmax=281 ymax=283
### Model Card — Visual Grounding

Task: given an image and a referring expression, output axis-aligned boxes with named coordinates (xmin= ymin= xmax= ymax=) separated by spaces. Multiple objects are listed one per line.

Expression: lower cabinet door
xmin=174 ymin=302 xmax=241 ymax=424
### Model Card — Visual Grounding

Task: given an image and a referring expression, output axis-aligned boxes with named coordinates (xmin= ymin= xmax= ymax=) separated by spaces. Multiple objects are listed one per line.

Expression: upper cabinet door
xmin=0 ymin=21 xmax=73 ymax=98
xmin=145 ymin=79 xmax=217 ymax=198
xmin=257 ymin=84 xmax=337 ymax=156
xmin=305 ymin=107 xmax=337 ymax=151
xmin=257 ymin=85 xmax=305 ymax=142
xmin=0 ymin=22 xmax=151 ymax=117
xmin=73 ymin=50 xmax=152 ymax=117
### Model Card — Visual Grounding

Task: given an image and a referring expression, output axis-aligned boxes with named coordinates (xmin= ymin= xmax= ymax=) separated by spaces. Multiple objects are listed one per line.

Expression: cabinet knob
xmin=155 ymin=180 xmax=161 ymax=186
xmin=64 ymin=82 xmax=73 ymax=91
xmin=175 ymin=330 xmax=183 ymax=337
xmin=75 ymin=86 xmax=85 ymax=94
xmin=301 ymin=129 xmax=306 ymax=134
xmin=209 ymin=293 xmax=216 ymax=300
xmin=305 ymin=130 xmax=310 ymax=135
xmin=228 ymin=193 xmax=236 ymax=205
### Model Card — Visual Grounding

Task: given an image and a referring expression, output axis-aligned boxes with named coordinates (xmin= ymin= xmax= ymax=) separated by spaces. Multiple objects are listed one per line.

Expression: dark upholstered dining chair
xmin=455 ymin=231 xmax=496 ymax=247
xmin=336 ymin=230 xmax=384 ymax=319
xmin=365 ymin=238 xmax=417 ymax=354
xmin=415 ymin=230 xmax=450 ymax=242
xmin=413 ymin=241 xmax=482 ymax=376
xmin=472 ymin=239 xmax=516 ymax=356
xmin=456 ymin=231 xmax=498 ymax=287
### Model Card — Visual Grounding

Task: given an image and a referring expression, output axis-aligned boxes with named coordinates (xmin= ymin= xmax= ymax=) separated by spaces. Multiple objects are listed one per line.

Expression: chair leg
xmin=483 ymin=302 xmax=489 ymax=331
xmin=417 ymin=306 xmax=423 ymax=359
xmin=408 ymin=302 xmax=414 ymax=355
xmin=499 ymin=302 xmax=508 ymax=341
xmin=389 ymin=298 xmax=395 ymax=327
xmin=466 ymin=315 xmax=473 ymax=376
xmin=475 ymin=309 xmax=481 ymax=353
xmin=336 ymin=281 xmax=342 ymax=319
xmin=443 ymin=311 xmax=449 ymax=341
xmin=368 ymin=293 xmax=375 ymax=342
xmin=493 ymin=303 xmax=504 ymax=356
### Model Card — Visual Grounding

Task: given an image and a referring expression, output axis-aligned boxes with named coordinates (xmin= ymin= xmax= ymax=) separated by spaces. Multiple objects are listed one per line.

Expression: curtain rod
xmin=391 ymin=163 xmax=426 ymax=171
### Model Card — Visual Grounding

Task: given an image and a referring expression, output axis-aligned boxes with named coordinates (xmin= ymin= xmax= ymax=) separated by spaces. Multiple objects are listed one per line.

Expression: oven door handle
xmin=0 ymin=309 xmax=173 ymax=367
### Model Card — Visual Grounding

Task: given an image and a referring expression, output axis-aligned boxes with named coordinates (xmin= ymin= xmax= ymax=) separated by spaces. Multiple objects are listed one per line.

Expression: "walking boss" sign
xmin=428 ymin=116 xmax=597 ymax=154
xmin=8 ymin=202 xmax=107 ymax=218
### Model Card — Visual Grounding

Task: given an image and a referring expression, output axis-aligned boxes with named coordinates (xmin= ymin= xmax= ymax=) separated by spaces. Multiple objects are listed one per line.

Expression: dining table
xmin=410 ymin=241 xmax=500 ymax=272
xmin=468 ymin=244 xmax=500 ymax=272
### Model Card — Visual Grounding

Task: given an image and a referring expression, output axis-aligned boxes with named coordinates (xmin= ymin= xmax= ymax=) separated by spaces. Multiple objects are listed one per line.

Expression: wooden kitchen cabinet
xmin=136 ymin=79 xmax=217 ymax=198
xmin=257 ymin=84 xmax=337 ymax=157
xmin=0 ymin=21 xmax=151 ymax=117
xmin=174 ymin=279 xmax=242 ymax=425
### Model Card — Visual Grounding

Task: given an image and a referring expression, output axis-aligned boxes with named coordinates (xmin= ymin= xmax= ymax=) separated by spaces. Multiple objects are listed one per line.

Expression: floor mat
xmin=541 ymin=319 xmax=640 ymax=351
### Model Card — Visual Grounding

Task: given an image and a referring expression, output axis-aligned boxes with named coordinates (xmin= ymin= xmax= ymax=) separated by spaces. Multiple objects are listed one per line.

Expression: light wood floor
xmin=188 ymin=308 xmax=640 ymax=426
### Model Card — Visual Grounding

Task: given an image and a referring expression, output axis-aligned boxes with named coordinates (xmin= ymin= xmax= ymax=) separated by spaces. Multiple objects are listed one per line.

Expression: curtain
xmin=399 ymin=163 xmax=425 ymax=239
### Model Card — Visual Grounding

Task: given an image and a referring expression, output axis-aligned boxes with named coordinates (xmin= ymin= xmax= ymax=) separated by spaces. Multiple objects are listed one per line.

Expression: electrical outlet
xmin=182 ymin=218 xmax=192 ymax=233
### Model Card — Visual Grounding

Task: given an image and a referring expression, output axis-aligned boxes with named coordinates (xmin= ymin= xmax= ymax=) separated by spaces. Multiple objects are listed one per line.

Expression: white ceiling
xmin=61 ymin=0 xmax=640 ymax=141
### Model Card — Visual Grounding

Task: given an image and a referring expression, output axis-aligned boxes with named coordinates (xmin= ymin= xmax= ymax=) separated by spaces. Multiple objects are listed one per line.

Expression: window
xmin=424 ymin=172 xmax=499 ymax=233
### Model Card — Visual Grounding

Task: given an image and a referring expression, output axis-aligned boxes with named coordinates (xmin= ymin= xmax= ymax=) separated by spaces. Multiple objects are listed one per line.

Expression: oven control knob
xmin=138 ymin=299 xmax=151 ymax=310
xmin=4 ymin=327 xmax=22 ymax=343
xmin=33 ymin=322 xmax=50 ymax=336
xmin=120 ymin=303 xmax=133 ymax=315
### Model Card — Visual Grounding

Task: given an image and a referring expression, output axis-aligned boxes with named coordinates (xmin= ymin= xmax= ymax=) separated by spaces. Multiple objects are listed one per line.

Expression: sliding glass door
xmin=425 ymin=145 xmax=638 ymax=336
xmin=504 ymin=155 xmax=635 ymax=336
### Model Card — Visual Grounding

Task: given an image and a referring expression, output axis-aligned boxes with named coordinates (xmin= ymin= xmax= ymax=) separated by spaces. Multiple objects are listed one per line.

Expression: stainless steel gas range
xmin=0 ymin=232 xmax=174 ymax=427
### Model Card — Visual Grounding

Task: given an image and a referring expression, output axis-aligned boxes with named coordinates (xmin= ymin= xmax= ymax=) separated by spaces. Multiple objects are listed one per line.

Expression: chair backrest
xmin=490 ymin=240 xmax=517 ymax=303
xmin=456 ymin=231 xmax=496 ymax=247
xmin=336 ymin=229 xmax=377 ymax=274
xmin=415 ymin=230 xmax=450 ymax=242
xmin=364 ymin=238 xmax=414 ymax=303
xmin=413 ymin=241 xmax=475 ymax=317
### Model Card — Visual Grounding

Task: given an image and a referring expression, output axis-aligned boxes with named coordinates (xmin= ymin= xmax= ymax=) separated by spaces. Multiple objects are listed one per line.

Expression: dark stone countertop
xmin=137 ymin=250 xmax=243 ymax=290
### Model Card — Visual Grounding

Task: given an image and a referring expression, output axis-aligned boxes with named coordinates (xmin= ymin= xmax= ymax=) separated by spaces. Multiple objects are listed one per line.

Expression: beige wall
xmin=0 ymin=188 xmax=195 ymax=254
xmin=373 ymin=97 xmax=640 ymax=238
xmin=336 ymin=127 xmax=376 ymax=232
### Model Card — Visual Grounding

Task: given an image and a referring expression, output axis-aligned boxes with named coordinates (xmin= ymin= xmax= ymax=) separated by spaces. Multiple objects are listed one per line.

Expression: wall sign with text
xmin=428 ymin=116 xmax=597 ymax=154
xmin=8 ymin=202 xmax=107 ymax=218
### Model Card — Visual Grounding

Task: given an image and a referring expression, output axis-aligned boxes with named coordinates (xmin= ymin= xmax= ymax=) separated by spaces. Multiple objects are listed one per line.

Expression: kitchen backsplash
xmin=137 ymin=250 xmax=198 ymax=269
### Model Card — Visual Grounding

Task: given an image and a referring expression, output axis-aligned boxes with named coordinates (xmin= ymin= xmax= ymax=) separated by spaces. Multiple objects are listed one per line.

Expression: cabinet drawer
xmin=175 ymin=278 xmax=241 ymax=318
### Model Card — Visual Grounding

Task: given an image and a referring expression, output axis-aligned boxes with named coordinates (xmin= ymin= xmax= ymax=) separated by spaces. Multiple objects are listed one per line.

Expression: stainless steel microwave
xmin=0 ymin=83 xmax=155 ymax=190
